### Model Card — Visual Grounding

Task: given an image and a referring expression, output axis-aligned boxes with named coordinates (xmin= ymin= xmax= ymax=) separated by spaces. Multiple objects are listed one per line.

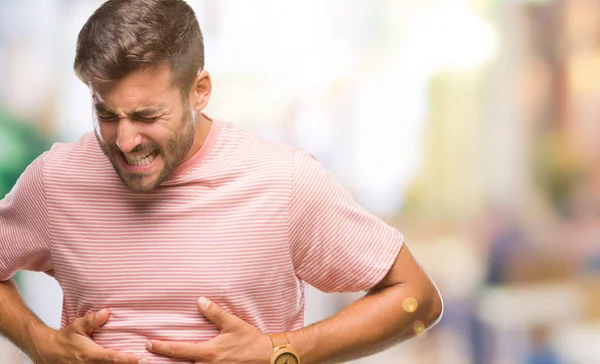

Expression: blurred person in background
xmin=525 ymin=325 xmax=559 ymax=364
xmin=0 ymin=0 xmax=442 ymax=363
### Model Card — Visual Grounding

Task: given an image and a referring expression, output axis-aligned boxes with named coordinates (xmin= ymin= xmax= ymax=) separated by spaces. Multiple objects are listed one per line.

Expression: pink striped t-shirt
xmin=0 ymin=119 xmax=403 ymax=363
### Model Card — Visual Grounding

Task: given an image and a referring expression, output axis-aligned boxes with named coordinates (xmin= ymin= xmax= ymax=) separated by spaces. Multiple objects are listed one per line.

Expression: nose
xmin=116 ymin=119 xmax=142 ymax=153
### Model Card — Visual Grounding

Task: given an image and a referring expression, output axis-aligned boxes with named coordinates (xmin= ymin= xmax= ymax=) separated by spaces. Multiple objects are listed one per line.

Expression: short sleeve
xmin=0 ymin=152 xmax=52 ymax=281
xmin=288 ymin=151 xmax=403 ymax=293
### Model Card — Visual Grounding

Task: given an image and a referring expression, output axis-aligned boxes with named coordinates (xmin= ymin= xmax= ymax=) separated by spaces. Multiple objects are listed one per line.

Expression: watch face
xmin=274 ymin=352 xmax=299 ymax=364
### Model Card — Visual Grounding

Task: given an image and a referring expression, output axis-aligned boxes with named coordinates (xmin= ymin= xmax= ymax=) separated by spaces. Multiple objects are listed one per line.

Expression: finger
xmin=70 ymin=308 xmax=110 ymax=336
xmin=197 ymin=297 xmax=239 ymax=330
xmin=96 ymin=348 xmax=145 ymax=364
xmin=147 ymin=340 xmax=209 ymax=360
xmin=77 ymin=337 xmax=145 ymax=364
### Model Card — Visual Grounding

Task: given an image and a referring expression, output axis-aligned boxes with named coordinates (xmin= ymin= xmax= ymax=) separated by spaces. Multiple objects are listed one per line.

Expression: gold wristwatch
xmin=269 ymin=333 xmax=300 ymax=364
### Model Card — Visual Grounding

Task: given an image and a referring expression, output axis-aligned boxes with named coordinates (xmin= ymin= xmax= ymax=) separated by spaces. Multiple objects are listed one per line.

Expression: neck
xmin=181 ymin=113 xmax=212 ymax=163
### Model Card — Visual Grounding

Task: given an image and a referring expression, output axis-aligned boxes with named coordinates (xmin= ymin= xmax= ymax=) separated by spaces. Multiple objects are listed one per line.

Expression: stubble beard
xmin=95 ymin=108 xmax=196 ymax=192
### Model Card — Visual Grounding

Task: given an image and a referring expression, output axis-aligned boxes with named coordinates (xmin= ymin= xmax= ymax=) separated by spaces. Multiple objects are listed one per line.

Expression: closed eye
xmin=136 ymin=116 xmax=161 ymax=123
xmin=97 ymin=114 xmax=118 ymax=122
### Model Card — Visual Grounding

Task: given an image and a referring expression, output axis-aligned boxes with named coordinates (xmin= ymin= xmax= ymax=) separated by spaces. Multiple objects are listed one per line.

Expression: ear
xmin=189 ymin=70 xmax=212 ymax=113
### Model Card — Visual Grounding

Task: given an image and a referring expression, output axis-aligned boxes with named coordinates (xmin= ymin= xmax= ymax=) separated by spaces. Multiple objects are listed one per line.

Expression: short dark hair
xmin=74 ymin=0 xmax=204 ymax=93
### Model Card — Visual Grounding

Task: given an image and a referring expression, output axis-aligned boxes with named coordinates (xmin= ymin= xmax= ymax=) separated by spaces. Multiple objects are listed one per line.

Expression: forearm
xmin=287 ymin=283 xmax=442 ymax=364
xmin=0 ymin=279 xmax=53 ymax=360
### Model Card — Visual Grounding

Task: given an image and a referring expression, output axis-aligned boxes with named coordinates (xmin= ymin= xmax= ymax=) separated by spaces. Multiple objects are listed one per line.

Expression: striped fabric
xmin=0 ymin=119 xmax=403 ymax=363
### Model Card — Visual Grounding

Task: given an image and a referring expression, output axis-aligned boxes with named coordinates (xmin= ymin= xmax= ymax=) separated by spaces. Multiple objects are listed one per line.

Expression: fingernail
xmin=146 ymin=341 xmax=153 ymax=350
xmin=198 ymin=297 xmax=211 ymax=309
xmin=96 ymin=309 xmax=108 ymax=322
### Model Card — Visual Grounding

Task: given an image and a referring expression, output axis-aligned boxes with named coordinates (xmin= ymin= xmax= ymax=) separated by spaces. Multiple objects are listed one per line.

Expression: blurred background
xmin=1 ymin=0 xmax=600 ymax=363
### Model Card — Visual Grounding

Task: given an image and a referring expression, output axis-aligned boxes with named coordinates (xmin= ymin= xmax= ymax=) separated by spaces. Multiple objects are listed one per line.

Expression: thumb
xmin=72 ymin=308 xmax=109 ymax=336
xmin=197 ymin=297 xmax=239 ymax=330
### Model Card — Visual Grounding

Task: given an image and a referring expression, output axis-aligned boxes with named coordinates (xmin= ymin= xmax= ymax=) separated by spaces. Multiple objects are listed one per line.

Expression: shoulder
xmin=42 ymin=132 xmax=114 ymax=183
xmin=216 ymin=121 xmax=301 ymax=171
xmin=44 ymin=132 xmax=106 ymax=165
xmin=45 ymin=132 xmax=104 ymax=164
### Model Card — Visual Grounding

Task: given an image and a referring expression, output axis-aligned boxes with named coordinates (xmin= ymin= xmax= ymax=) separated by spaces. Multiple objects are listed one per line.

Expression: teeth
xmin=124 ymin=151 xmax=155 ymax=166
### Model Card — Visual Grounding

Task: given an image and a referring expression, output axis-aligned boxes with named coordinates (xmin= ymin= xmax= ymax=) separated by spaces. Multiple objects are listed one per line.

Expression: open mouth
xmin=121 ymin=150 xmax=159 ymax=166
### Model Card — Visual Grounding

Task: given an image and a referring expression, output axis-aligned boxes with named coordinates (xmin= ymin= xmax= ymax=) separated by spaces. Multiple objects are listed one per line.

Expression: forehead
xmin=91 ymin=67 xmax=180 ymax=109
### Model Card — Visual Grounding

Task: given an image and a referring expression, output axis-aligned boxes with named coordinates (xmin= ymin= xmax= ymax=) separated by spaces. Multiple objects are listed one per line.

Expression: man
xmin=0 ymin=0 xmax=443 ymax=363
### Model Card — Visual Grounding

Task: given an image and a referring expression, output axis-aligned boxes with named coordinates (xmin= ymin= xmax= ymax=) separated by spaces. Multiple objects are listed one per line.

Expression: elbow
xmin=421 ymin=283 xmax=443 ymax=331
xmin=428 ymin=286 xmax=443 ymax=328
xmin=401 ymin=279 xmax=442 ymax=333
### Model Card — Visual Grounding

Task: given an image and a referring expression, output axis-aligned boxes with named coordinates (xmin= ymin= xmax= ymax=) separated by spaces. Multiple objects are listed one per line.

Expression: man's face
xmin=91 ymin=67 xmax=196 ymax=192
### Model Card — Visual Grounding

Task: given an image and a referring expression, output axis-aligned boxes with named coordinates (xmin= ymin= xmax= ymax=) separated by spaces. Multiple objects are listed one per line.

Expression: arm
xmin=285 ymin=151 xmax=442 ymax=361
xmin=0 ymin=278 xmax=48 ymax=359
xmin=0 ymin=153 xmax=55 ymax=360
xmin=0 ymin=278 xmax=142 ymax=363
xmin=286 ymin=243 xmax=443 ymax=363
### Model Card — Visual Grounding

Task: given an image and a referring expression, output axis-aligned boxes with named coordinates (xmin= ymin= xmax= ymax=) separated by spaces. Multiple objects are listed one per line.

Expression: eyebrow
xmin=94 ymin=103 xmax=171 ymax=118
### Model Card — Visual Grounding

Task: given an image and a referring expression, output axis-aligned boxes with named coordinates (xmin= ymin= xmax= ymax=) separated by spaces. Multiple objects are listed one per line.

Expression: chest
xmin=49 ymin=187 xmax=292 ymax=312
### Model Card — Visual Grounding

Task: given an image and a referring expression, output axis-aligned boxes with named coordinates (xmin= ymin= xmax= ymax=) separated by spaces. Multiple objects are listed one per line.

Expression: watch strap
xmin=269 ymin=333 xmax=290 ymax=348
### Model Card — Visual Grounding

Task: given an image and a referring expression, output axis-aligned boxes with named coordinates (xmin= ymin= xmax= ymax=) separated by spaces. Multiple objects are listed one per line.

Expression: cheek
xmin=154 ymin=121 xmax=181 ymax=143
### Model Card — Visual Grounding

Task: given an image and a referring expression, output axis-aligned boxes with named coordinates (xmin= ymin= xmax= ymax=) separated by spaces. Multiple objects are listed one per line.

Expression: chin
xmin=121 ymin=174 xmax=161 ymax=192
xmin=125 ymin=183 xmax=158 ymax=193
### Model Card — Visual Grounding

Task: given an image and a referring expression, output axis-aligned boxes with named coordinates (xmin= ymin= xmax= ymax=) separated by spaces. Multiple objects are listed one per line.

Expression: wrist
xmin=268 ymin=332 xmax=301 ymax=364
xmin=285 ymin=330 xmax=305 ymax=357
xmin=26 ymin=320 xmax=59 ymax=362
xmin=262 ymin=333 xmax=274 ymax=363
